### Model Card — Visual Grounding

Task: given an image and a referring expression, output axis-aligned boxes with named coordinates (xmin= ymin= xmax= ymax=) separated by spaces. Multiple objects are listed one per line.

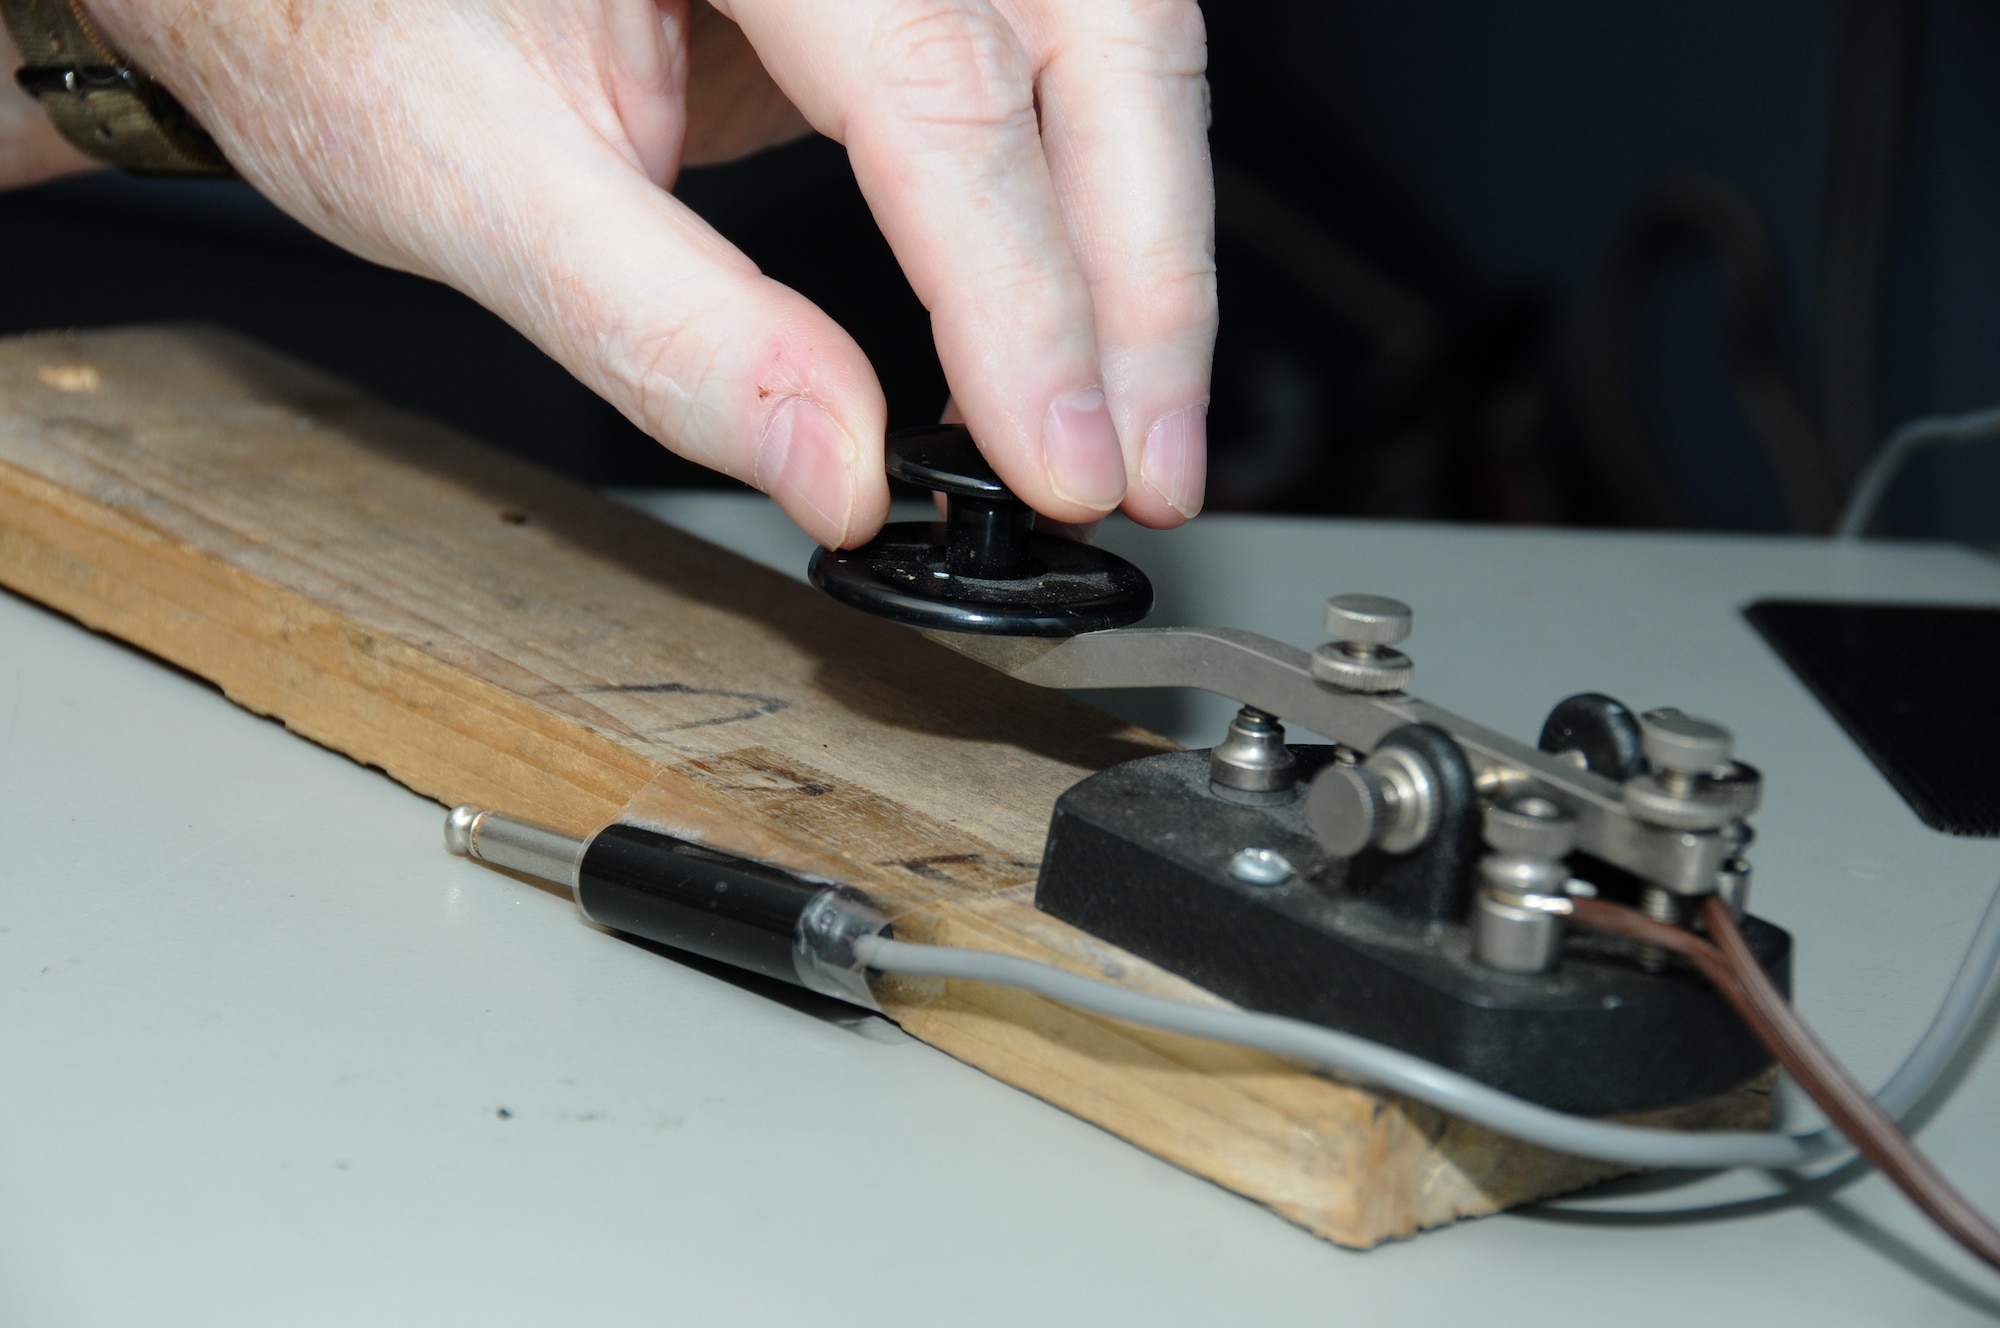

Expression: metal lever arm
xmin=925 ymin=626 xmax=1726 ymax=894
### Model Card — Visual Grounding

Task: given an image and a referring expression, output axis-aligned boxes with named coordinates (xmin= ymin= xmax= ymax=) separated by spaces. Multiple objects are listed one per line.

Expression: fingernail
xmin=1042 ymin=387 xmax=1127 ymax=511
xmin=756 ymin=395 xmax=857 ymax=546
xmin=1141 ymin=405 xmax=1207 ymax=519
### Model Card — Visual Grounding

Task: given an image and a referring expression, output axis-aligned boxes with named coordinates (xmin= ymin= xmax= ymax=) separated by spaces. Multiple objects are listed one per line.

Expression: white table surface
xmin=4 ymin=493 xmax=1999 ymax=1326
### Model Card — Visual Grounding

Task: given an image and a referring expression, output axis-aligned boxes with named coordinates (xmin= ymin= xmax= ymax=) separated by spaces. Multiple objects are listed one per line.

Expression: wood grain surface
xmin=0 ymin=325 xmax=1772 ymax=1247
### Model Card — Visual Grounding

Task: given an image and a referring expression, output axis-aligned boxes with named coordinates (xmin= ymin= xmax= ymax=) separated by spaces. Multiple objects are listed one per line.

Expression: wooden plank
xmin=0 ymin=325 xmax=1771 ymax=1246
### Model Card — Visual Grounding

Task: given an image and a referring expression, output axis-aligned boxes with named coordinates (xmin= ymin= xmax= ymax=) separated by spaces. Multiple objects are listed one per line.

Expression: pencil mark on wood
xmin=887 ymin=853 xmax=1041 ymax=884
xmin=575 ymin=681 xmax=790 ymax=731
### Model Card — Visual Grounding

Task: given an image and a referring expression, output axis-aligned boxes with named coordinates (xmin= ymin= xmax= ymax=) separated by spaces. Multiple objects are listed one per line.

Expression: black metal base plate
xmin=1034 ymin=747 xmax=1791 ymax=1115
xmin=810 ymin=521 xmax=1152 ymax=635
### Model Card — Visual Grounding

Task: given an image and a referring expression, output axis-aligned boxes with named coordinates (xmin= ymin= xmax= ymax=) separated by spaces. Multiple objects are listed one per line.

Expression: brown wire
xmin=1567 ymin=894 xmax=2000 ymax=1272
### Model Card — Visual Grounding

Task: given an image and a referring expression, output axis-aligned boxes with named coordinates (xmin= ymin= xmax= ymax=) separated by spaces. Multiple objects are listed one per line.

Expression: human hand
xmin=73 ymin=0 xmax=1214 ymax=546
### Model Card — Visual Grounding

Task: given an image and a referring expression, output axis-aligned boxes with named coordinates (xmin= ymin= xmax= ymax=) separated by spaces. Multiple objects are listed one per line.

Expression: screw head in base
xmin=1227 ymin=847 xmax=1295 ymax=886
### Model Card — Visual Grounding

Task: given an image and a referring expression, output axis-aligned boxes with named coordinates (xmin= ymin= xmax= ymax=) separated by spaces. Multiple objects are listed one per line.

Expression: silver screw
xmin=1311 ymin=594 xmax=1415 ymax=693
xmin=1635 ymin=885 xmax=1685 ymax=973
xmin=1324 ymin=594 xmax=1412 ymax=655
xmin=1227 ymin=847 xmax=1294 ymax=887
xmin=1640 ymin=709 xmax=1733 ymax=796
xmin=1621 ymin=710 xmax=1740 ymax=830
xmin=1306 ymin=746 xmax=1439 ymax=857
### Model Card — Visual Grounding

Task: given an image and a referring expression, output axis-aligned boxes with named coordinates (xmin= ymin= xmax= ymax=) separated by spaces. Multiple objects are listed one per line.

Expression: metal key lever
xmin=923 ymin=625 xmax=1730 ymax=894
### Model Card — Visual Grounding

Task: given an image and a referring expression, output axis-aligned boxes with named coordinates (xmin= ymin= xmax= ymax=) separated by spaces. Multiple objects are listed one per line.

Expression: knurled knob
xmin=1482 ymin=795 xmax=1576 ymax=859
xmin=1307 ymin=763 xmax=1392 ymax=858
xmin=1324 ymin=594 xmax=1413 ymax=645
xmin=1639 ymin=709 xmax=1733 ymax=774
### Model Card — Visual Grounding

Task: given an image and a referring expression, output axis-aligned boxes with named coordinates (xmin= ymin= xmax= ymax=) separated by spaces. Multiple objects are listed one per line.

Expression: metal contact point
xmin=445 ymin=804 xmax=484 ymax=856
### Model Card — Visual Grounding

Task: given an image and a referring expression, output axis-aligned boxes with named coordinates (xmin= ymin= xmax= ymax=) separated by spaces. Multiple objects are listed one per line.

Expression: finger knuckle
xmin=1069 ymin=0 xmax=1208 ymax=77
xmin=1105 ymin=263 xmax=1218 ymax=346
xmin=1129 ymin=0 xmax=1208 ymax=60
xmin=870 ymin=4 xmax=1036 ymax=133
xmin=1150 ymin=264 xmax=1220 ymax=336
xmin=602 ymin=308 xmax=731 ymax=470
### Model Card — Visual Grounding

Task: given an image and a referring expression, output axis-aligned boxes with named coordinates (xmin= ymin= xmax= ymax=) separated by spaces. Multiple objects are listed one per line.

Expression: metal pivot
xmin=1312 ymin=723 xmax=1481 ymax=922
xmin=1210 ymin=706 xmax=1297 ymax=799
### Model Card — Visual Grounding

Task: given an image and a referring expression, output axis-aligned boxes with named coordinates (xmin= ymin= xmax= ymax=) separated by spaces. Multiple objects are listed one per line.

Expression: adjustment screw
xmin=1311 ymin=593 xmax=1415 ymax=693
xmin=1307 ymin=763 xmax=1392 ymax=858
xmin=1625 ymin=710 xmax=1740 ymax=826
xmin=1307 ymin=747 xmax=1439 ymax=857
xmin=1482 ymin=795 xmax=1576 ymax=860
xmin=1639 ymin=709 xmax=1733 ymax=774
xmin=1324 ymin=594 xmax=1413 ymax=648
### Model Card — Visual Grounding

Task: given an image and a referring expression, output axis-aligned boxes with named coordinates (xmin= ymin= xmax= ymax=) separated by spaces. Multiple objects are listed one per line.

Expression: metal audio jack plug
xmin=445 ymin=806 xmax=892 ymax=1009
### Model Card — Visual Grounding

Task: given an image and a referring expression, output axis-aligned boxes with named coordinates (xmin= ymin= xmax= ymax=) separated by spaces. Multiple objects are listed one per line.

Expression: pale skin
xmin=0 ymin=1 xmax=1215 ymax=548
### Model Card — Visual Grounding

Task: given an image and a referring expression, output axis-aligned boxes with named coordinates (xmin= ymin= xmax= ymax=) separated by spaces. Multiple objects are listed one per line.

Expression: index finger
xmin=716 ymin=0 xmax=1129 ymax=524
xmin=1009 ymin=0 xmax=1216 ymax=526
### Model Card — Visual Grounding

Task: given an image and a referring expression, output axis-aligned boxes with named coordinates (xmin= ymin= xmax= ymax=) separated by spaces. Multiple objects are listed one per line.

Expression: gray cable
xmin=855 ymin=874 xmax=2000 ymax=1172
xmin=1836 ymin=403 xmax=2000 ymax=538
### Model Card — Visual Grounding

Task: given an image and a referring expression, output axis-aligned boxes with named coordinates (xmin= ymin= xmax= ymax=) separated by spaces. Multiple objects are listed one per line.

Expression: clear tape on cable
xmin=604 ymin=769 xmax=964 ymax=1015
xmin=791 ymin=887 xmax=890 ymax=1009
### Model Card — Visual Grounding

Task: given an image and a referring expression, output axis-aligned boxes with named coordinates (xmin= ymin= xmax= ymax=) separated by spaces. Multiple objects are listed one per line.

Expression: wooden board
xmin=0 ymin=325 xmax=1772 ymax=1247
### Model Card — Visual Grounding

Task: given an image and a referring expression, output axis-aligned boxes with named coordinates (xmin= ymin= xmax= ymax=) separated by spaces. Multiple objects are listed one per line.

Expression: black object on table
xmin=1744 ymin=600 xmax=2000 ymax=837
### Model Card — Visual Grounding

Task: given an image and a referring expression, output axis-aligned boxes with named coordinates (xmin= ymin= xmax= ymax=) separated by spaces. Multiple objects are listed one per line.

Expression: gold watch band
xmin=0 ymin=0 xmax=231 ymax=177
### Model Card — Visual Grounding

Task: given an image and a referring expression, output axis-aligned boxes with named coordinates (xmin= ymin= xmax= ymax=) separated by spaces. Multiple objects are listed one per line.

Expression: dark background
xmin=1 ymin=0 xmax=1992 ymax=540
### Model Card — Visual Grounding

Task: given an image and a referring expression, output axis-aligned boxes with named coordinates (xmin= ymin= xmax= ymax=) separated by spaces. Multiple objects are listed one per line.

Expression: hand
xmin=72 ymin=0 xmax=1215 ymax=546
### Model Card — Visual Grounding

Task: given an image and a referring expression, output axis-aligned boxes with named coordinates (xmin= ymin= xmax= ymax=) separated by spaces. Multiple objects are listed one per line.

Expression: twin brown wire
xmin=1568 ymin=894 xmax=2000 ymax=1272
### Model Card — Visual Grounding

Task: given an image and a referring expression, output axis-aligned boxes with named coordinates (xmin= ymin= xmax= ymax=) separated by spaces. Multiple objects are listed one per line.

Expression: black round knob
xmin=808 ymin=424 xmax=1153 ymax=636
xmin=1538 ymin=693 xmax=1646 ymax=781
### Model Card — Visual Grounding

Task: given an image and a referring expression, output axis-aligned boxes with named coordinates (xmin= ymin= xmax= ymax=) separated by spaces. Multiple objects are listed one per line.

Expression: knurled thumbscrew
xmin=1639 ymin=709 xmax=1733 ymax=794
xmin=1311 ymin=594 xmax=1415 ymax=693
xmin=1620 ymin=708 xmax=1740 ymax=832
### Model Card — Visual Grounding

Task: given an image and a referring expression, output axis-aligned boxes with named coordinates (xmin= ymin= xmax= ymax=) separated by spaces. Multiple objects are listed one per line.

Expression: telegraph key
xmin=805 ymin=427 xmax=1791 ymax=1116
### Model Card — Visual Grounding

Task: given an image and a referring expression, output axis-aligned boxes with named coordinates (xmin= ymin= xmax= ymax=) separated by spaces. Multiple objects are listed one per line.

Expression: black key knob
xmin=807 ymin=424 xmax=1153 ymax=636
